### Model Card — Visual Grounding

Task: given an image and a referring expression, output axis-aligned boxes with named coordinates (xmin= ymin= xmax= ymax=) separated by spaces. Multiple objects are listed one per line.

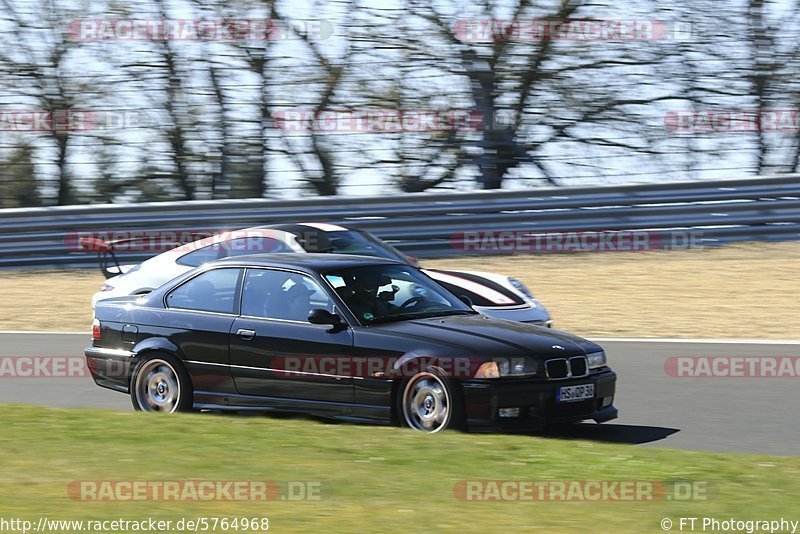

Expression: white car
xmin=88 ymin=222 xmax=552 ymax=326
xmin=423 ymin=269 xmax=551 ymax=324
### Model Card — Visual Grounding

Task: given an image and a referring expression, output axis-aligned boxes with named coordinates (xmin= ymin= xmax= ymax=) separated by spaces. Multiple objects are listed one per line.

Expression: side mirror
xmin=458 ymin=294 xmax=474 ymax=307
xmin=308 ymin=309 xmax=346 ymax=330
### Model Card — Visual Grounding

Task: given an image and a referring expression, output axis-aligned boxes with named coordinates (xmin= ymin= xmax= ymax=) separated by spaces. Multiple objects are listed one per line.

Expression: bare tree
xmin=0 ymin=0 xmax=83 ymax=204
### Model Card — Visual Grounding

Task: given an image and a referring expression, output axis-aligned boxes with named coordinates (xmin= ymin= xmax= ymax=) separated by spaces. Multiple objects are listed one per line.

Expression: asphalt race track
xmin=1 ymin=333 xmax=798 ymax=456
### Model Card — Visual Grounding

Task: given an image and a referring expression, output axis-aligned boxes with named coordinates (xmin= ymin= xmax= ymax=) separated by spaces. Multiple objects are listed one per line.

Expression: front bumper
xmin=461 ymin=370 xmax=617 ymax=432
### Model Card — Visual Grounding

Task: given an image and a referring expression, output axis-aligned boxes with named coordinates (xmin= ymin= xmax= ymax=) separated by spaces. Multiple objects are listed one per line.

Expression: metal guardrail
xmin=1 ymin=175 xmax=799 ymax=269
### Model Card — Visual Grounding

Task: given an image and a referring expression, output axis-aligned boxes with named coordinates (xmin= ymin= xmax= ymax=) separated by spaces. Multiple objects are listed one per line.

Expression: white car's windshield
xmin=300 ymin=230 xmax=411 ymax=264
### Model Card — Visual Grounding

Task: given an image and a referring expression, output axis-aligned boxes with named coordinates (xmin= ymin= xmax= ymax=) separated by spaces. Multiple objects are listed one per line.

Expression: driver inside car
xmin=346 ymin=270 xmax=397 ymax=320
xmin=283 ymin=280 xmax=316 ymax=322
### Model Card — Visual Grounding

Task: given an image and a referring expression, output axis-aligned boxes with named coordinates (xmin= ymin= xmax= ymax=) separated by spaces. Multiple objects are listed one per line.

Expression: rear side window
xmin=166 ymin=268 xmax=243 ymax=314
xmin=241 ymin=269 xmax=334 ymax=321
xmin=177 ymin=237 xmax=293 ymax=267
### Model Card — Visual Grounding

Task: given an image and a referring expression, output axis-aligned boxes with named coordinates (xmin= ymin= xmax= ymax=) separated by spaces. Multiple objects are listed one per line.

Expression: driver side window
xmin=323 ymin=265 xmax=460 ymax=324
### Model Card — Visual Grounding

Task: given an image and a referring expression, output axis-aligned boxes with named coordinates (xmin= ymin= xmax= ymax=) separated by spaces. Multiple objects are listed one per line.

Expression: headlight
xmin=508 ymin=277 xmax=534 ymax=299
xmin=586 ymin=351 xmax=607 ymax=369
xmin=496 ymin=358 xmax=510 ymax=375
xmin=474 ymin=361 xmax=500 ymax=378
xmin=474 ymin=357 xmax=537 ymax=378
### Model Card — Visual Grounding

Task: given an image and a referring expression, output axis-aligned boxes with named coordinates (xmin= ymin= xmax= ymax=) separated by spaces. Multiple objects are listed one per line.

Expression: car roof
xmin=209 ymin=252 xmax=406 ymax=272
xmin=256 ymin=222 xmax=356 ymax=233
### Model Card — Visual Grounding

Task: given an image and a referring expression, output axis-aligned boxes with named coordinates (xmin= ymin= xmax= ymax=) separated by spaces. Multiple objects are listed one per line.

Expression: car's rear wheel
xmin=400 ymin=370 xmax=463 ymax=433
xmin=130 ymin=353 xmax=193 ymax=413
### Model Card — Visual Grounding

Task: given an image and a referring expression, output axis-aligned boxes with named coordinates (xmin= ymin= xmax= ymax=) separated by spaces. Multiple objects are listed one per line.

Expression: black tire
xmin=397 ymin=367 xmax=465 ymax=433
xmin=130 ymin=352 xmax=194 ymax=413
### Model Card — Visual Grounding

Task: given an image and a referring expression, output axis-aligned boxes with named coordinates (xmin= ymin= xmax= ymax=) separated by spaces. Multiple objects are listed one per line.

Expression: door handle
xmin=236 ymin=329 xmax=256 ymax=340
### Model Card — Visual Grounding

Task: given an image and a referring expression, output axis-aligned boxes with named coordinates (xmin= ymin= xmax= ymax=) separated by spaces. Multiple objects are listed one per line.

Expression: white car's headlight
xmin=586 ymin=351 xmax=607 ymax=369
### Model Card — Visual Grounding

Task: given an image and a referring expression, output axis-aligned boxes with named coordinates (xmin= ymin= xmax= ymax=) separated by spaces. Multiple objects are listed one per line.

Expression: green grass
xmin=1 ymin=406 xmax=798 ymax=533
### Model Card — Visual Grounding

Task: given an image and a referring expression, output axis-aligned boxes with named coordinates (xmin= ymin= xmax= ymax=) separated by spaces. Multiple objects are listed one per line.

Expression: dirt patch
xmin=425 ymin=242 xmax=800 ymax=339
xmin=0 ymin=242 xmax=797 ymax=338
xmin=0 ymin=270 xmax=102 ymax=331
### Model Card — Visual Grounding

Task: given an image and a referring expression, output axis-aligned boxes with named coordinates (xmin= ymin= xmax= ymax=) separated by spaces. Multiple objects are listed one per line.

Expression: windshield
xmin=305 ymin=230 xmax=412 ymax=264
xmin=323 ymin=264 xmax=476 ymax=324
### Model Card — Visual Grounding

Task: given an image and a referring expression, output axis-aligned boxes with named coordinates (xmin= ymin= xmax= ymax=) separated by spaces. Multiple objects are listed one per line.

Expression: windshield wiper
xmin=369 ymin=309 xmax=475 ymax=324
xmin=427 ymin=310 xmax=476 ymax=317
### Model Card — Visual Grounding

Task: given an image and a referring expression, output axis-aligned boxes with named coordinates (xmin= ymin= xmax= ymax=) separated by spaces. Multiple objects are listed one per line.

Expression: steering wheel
xmin=399 ymin=296 xmax=425 ymax=309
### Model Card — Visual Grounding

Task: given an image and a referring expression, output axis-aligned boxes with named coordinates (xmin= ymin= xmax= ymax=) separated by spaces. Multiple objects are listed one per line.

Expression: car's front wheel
xmin=400 ymin=370 xmax=464 ymax=433
xmin=130 ymin=353 xmax=193 ymax=413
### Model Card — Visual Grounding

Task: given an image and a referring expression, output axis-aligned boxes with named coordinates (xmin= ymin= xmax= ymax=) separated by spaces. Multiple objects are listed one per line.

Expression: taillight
xmin=92 ymin=318 xmax=102 ymax=340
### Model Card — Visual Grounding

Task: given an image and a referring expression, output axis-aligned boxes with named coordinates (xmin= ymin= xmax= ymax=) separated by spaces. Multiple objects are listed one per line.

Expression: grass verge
xmin=1 ymin=405 xmax=798 ymax=532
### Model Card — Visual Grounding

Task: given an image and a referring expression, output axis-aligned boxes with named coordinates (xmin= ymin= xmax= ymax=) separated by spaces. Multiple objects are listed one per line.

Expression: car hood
xmin=372 ymin=314 xmax=600 ymax=359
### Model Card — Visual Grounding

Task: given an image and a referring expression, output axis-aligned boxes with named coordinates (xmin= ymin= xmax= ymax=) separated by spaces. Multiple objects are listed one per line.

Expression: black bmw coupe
xmin=86 ymin=254 xmax=617 ymax=432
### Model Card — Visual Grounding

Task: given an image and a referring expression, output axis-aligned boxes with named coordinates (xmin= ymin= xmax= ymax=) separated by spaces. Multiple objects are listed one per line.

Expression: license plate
xmin=556 ymin=383 xmax=595 ymax=403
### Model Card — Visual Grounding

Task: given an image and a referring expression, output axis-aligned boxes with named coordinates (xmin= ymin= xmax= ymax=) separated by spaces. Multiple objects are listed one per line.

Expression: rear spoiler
xmin=79 ymin=232 xmax=213 ymax=279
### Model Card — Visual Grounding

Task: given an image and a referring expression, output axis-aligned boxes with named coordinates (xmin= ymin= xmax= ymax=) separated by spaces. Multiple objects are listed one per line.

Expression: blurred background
xmin=1 ymin=0 xmax=799 ymax=206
